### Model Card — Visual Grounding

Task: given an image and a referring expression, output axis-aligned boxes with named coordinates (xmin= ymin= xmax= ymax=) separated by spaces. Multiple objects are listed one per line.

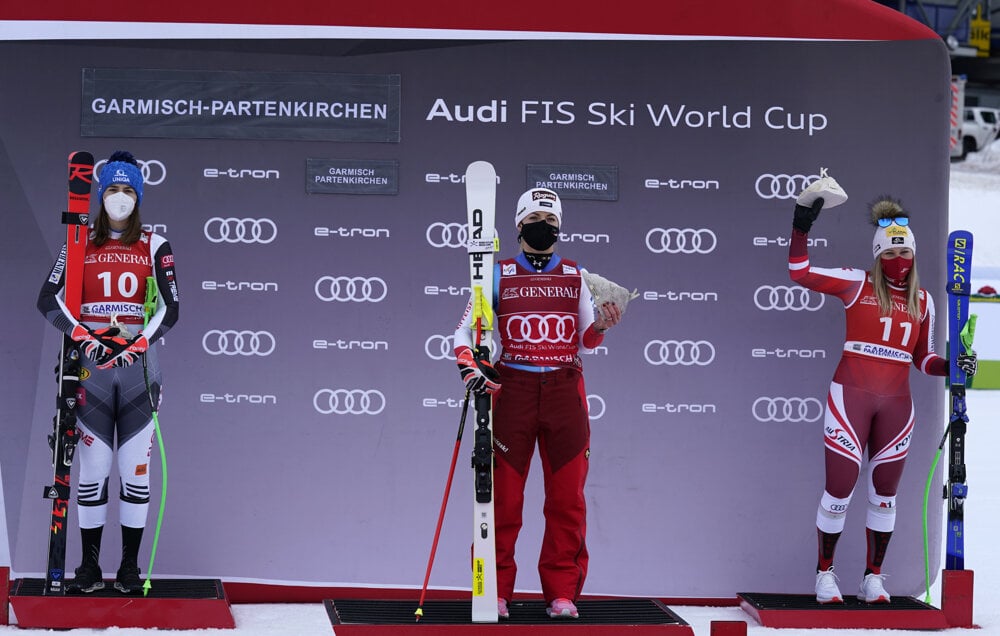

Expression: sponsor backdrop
xmin=0 ymin=39 xmax=950 ymax=598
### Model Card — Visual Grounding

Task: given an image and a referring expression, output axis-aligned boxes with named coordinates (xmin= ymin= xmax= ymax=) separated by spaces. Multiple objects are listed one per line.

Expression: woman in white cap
xmin=452 ymin=187 xmax=621 ymax=620
xmin=788 ymin=196 xmax=976 ymax=605
xmin=37 ymin=150 xmax=179 ymax=594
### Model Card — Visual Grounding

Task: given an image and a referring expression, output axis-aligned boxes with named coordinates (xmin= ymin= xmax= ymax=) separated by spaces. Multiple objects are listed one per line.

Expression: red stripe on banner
xmin=0 ymin=567 xmax=8 ymax=626
xmin=2 ymin=0 xmax=938 ymax=40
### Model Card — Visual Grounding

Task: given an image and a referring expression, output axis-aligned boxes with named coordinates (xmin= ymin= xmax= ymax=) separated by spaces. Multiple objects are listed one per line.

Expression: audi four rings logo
xmin=425 ymin=334 xmax=457 ymax=360
xmin=313 ymin=389 xmax=386 ymax=415
xmin=643 ymin=340 xmax=716 ymax=366
xmin=587 ymin=395 xmax=605 ymax=420
xmin=315 ymin=276 xmax=388 ymax=302
xmin=204 ymin=217 xmax=278 ymax=244
xmin=202 ymin=330 xmax=276 ymax=356
xmin=752 ymin=397 xmax=824 ymax=422
xmin=94 ymin=159 xmax=167 ymax=186
xmin=645 ymin=228 xmax=717 ymax=254
xmin=426 ymin=222 xmax=468 ymax=249
xmin=754 ymin=285 xmax=825 ymax=311
xmin=754 ymin=173 xmax=819 ymax=200
xmin=504 ymin=314 xmax=576 ymax=344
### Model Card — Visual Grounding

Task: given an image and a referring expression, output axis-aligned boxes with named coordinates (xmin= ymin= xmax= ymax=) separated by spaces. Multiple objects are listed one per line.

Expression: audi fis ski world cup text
xmin=426 ymin=99 xmax=829 ymax=135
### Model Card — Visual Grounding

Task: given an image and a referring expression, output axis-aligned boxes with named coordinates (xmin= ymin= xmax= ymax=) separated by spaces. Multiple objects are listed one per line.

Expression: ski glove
xmin=97 ymin=334 xmax=149 ymax=370
xmin=70 ymin=324 xmax=112 ymax=362
xmin=792 ymin=198 xmax=824 ymax=234
xmin=456 ymin=347 xmax=501 ymax=395
xmin=957 ymin=352 xmax=978 ymax=376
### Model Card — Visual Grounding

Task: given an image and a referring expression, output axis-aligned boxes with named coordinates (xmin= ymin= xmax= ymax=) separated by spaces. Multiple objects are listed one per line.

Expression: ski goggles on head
xmin=877 ymin=216 xmax=910 ymax=228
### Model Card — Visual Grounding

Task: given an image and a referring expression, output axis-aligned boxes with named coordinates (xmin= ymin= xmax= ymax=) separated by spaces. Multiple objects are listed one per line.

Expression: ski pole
xmin=921 ymin=426 xmax=949 ymax=604
xmin=415 ymin=391 xmax=472 ymax=621
xmin=139 ymin=276 xmax=167 ymax=597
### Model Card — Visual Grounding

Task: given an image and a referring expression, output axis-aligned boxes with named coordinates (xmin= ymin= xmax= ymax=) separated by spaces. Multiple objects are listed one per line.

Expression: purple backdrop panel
xmin=0 ymin=37 xmax=950 ymax=598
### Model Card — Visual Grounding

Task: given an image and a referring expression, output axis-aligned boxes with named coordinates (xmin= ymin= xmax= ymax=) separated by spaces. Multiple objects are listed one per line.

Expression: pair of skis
xmin=415 ymin=161 xmax=499 ymax=623
xmin=923 ymin=230 xmax=976 ymax=600
xmin=42 ymin=151 xmax=94 ymax=594
xmin=944 ymin=230 xmax=975 ymax=571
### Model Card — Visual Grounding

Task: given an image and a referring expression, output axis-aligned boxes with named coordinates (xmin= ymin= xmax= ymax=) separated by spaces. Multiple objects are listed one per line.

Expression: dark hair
xmin=91 ymin=204 xmax=143 ymax=246
xmin=107 ymin=150 xmax=138 ymax=165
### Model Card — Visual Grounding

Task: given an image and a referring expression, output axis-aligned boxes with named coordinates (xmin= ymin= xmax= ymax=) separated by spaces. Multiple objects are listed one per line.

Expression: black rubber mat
xmin=327 ymin=598 xmax=690 ymax=625
xmin=739 ymin=591 xmax=938 ymax=611
xmin=12 ymin=577 xmax=226 ymax=599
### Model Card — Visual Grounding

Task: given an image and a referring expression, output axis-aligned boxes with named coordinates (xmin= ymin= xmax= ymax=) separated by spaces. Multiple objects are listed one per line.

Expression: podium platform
xmin=9 ymin=577 xmax=235 ymax=629
xmin=738 ymin=592 xmax=950 ymax=630
xmin=325 ymin=598 xmax=695 ymax=635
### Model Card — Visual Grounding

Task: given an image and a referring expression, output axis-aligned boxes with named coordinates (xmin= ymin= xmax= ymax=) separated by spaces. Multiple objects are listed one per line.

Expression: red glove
xmin=70 ymin=324 xmax=112 ymax=362
xmin=97 ymin=334 xmax=149 ymax=370
xmin=456 ymin=347 xmax=500 ymax=395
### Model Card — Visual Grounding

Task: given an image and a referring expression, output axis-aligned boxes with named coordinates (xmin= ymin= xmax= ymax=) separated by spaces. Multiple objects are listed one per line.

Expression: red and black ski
xmin=43 ymin=151 xmax=94 ymax=595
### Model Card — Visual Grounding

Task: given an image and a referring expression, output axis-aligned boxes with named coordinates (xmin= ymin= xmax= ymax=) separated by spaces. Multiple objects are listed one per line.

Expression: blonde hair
xmin=871 ymin=257 xmax=921 ymax=321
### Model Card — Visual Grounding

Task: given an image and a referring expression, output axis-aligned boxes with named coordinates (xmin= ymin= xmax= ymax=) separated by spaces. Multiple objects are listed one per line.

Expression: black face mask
xmin=519 ymin=219 xmax=559 ymax=251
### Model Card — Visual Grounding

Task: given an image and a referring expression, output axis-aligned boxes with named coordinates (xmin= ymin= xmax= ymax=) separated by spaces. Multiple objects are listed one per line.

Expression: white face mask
xmin=104 ymin=191 xmax=136 ymax=222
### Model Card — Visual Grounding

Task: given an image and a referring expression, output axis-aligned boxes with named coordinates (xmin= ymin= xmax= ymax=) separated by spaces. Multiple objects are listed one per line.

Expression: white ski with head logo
xmin=465 ymin=160 xmax=498 ymax=623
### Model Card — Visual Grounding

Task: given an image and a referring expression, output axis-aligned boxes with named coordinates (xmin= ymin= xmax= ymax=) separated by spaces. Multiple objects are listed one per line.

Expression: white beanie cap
xmin=872 ymin=223 xmax=916 ymax=259
xmin=515 ymin=188 xmax=562 ymax=228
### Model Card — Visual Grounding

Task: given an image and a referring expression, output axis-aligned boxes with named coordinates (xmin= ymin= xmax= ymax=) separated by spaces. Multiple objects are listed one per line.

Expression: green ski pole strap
xmin=960 ymin=314 xmax=977 ymax=354
xmin=144 ymin=276 xmax=158 ymax=322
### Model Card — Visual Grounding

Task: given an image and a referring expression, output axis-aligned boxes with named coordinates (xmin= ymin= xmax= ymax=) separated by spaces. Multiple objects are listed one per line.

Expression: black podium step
xmin=739 ymin=591 xmax=950 ymax=629
xmin=325 ymin=598 xmax=695 ymax=635
xmin=9 ymin=577 xmax=235 ymax=629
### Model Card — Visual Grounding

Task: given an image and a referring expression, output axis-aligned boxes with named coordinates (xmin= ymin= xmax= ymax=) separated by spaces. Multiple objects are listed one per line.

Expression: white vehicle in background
xmin=953 ymin=106 xmax=999 ymax=159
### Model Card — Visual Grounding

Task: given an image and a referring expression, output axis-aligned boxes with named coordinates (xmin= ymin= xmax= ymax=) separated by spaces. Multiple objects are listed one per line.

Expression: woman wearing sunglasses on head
xmin=788 ymin=196 xmax=977 ymax=605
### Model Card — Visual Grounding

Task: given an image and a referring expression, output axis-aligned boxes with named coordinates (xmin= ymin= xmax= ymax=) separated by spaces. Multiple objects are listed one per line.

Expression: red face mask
xmin=880 ymin=255 xmax=913 ymax=285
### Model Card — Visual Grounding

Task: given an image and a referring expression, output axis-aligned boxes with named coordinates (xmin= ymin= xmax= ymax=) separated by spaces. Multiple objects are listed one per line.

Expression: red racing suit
xmin=454 ymin=253 xmax=603 ymax=603
xmin=788 ymin=230 xmax=945 ymax=515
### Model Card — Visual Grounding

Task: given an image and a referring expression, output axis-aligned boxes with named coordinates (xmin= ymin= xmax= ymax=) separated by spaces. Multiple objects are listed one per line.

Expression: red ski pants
xmin=491 ymin=364 xmax=590 ymax=602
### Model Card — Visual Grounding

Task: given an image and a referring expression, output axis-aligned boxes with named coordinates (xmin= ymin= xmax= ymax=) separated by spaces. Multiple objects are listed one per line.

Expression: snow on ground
xmin=2 ymin=156 xmax=999 ymax=635
xmin=951 ymin=139 xmax=1000 ymax=291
